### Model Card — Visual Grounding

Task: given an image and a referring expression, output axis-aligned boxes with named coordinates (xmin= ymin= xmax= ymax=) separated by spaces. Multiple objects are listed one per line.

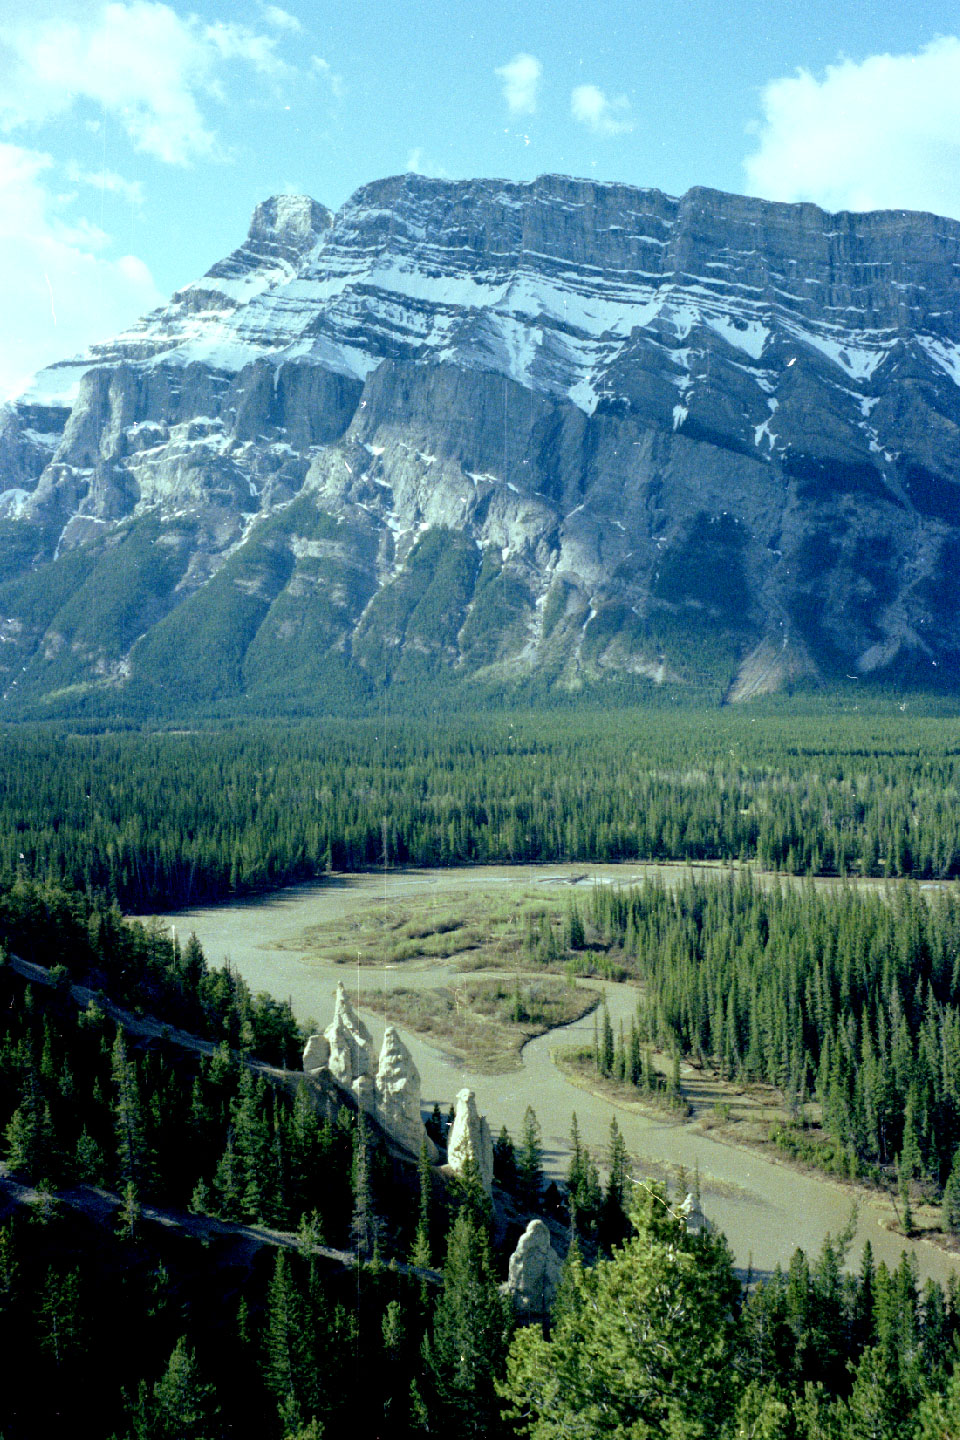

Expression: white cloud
xmin=63 ymin=160 xmax=145 ymax=207
xmin=496 ymin=53 xmax=542 ymax=115
xmin=259 ymin=4 xmax=302 ymax=32
xmin=0 ymin=142 xmax=163 ymax=401
xmin=405 ymin=148 xmax=449 ymax=179
xmin=310 ymin=55 xmax=344 ymax=99
xmin=570 ymin=84 xmax=633 ymax=136
xmin=744 ymin=37 xmax=960 ymax=218
xmin=0 ymin=2 xmax=288 ymax=165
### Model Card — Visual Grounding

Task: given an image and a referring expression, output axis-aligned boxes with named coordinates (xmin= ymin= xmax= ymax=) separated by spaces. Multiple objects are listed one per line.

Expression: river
xmin=143 ymin=863 xmax=960 ymax=1285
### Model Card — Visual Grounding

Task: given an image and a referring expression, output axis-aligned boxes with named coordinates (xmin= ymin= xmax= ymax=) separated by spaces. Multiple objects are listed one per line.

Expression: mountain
xmin=2 ymin=173 xmax=960 ymax=716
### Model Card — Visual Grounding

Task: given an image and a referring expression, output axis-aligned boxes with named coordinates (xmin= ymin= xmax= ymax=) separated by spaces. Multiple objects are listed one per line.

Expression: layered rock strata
xmin=4 ymin=174 xmax=960 ymax=707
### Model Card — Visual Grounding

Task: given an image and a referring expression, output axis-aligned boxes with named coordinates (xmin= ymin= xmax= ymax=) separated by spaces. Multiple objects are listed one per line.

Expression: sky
xmin=2 ymin=0 xmax=960 ymax=399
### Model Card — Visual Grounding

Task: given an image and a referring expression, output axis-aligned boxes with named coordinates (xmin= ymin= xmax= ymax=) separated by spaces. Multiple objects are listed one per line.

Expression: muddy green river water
xmin=144 ymin=864 xmax=960 ymax=1285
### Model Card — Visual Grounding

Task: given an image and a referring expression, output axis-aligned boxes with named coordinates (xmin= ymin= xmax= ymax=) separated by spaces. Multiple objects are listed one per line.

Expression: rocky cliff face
xmin=2 ymin=173 xmax=960 ymax=713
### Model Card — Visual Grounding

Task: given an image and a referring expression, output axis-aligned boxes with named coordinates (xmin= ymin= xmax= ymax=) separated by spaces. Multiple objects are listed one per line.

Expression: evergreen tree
xmin=501 ymin=1182 xmax=741 ymax=1438
xmin=351 ymin=1112 xmax=377 ymax=1260
xmin=4 ymin=1048 xmax=52 ymax=1181
xmin=138 ymin=1336 xmax=219 ymax=1440
xmin=37 ymin=1265 xmax=81 ymax=1367
xmin=116 ymin=1179 xmax=141 ymax=1243
xmin=421 ymin=1211 xmax=513 ymax=1438
xmin=74 ymin=1127 xmax=106 ymax=1185
xmin=942 ymin=1147 xmax=960 ymax=1234
xmin=899 ymin=1153 xmax=915 ymax=1235
xmin=566 ymin=904 xmax=585 ymax=951
xmin=112 ymin=1030 xmax=147 ymax=1196
xmin=917 ymin=1357 xmax=960 ymax=1440
xmin=493 ymin=1124 xmax=518 ymax=1191
xmin=517 ymin=1105 xmax=543 ymax=1210
xmin=567 ymin=1112 xmax=585 ymax=1229
xmin=600 ymin=1117 xmax=631 ymax=1250
xmin=410 ymin=1137 xmax=433 ymax=1269
xmin=264 ymin=1251 xmax=307 ymax=1433
xmin=599 ymin=1001 xmax=615 ymax=1078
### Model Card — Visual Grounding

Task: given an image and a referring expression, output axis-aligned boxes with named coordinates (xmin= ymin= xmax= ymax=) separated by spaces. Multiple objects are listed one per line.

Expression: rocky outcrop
xmin=374 ymin=1024 xmax=438 ymax=1162
xmin=323 ymin=982 xmax=375 ymax=1111
xmin=506 ymin=1218 xmax=562 ymax=1319
xmin=5 ymin=173 xmax=960 ymax=711
xmin=302 ymin=1032 xmax=330 ymax=1075
xmin=677 ymin=1191 xmax=711 ymax=1235
xmin=447 ymin=1087 xmax=494 ymax=1195
xmin=303 ymin=993 xmax=436 ymax=1159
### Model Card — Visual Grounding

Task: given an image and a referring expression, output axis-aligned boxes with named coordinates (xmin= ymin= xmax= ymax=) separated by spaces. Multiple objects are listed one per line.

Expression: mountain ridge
xmin=2 ymin=171 xmax=960 ymax=716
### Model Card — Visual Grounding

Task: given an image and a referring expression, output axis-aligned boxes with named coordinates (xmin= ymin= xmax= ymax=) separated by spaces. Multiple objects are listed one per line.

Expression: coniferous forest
xmin=584 ymin=873 xmax=960 ymax=1188
xmin=4 ymin=701 xmax=960 ymax=1436
xmin=1 ymin=704 xmax=960 ymax=911
xmin=2 ymin=878 xmax=960 ymax=1438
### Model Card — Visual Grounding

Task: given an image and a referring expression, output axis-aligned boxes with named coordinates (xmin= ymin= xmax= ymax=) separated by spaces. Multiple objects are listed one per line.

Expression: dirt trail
xmin=1 ymin=955 xmax=440 ymax=1282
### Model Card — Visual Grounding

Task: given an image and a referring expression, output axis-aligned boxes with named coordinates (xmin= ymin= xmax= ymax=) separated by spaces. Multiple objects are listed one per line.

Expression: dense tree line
xmin=2 ymin=705 xmax=960 ymax=910
xmin=503 ymin=1186 xmax=960 ymax=1440
xmin=0 ymin=886 xmax=499 ymax=1436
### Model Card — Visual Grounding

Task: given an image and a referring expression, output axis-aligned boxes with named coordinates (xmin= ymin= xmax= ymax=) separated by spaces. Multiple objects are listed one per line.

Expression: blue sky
xmin=2 ymin=0 xmax=959 ymax=397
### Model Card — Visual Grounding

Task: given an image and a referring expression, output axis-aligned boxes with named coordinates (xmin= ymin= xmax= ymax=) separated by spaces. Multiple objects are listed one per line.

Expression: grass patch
xmin=365 ymin=975 xmax=597 ymax=1074
xmin=275 ymin=882 xmax=615 ymax=975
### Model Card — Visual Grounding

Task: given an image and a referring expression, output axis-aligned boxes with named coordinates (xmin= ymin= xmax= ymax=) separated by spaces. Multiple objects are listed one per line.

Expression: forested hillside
xmin=2 ymin=880 xmax=960 ymax=1437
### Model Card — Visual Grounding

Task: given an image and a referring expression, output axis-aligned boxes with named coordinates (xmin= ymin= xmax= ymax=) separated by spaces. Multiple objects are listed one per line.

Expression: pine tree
xmin=422 ymin=1211 xmax=513 ymax=1438
xmin=942 ymin=1147 xmax=960 ymax=1234
xmin=599 ymin=1001 xmax=615 ymax=1077
xmin=601 ymin=1117 xmax=631 ymax=1249
xmin=145 ymin=1335 xmax=219 ymax=1440
xmin=614 ymin=1021 xmax=626 ymax=1082
xmin=74 ymin=1127 xmax=105 ymax=1184
xmin=501 ymin=1182 xmax=740 ymax=1438
xmin=916 ymin=1358 xmax=960 ymax=1440
xmin=629 ymin=1020 xmax=642 ymax=1088
xmin=116 ymin=1179 xmax=141 ymax=1242
xmin=112 ymin=1029 xmax=147 ymax=1196
xmin=351 ymin=1111 xmax=377 ymax=1260
xmin=899 ymin=1152 xmax=915 ymax=1235
xmin=264 ymin=1251 xmax=305 ymax=1432
xmin=517 ymin=1105 xmax=543 ymax=1210
xmin=566 ymin=904 xmax=585 ymax=951
xmin=493 ymin=1125 xmax=518 ymax=1190
xmin=567 ymin=1112 xmax=584 ymax=1221
xmin=4 ymin=1047 xmax=51 ymax=1180
xmin=37 ymin=1266 xmax=81 ymax=1367
xmin=410 ymin=1137 xmax=433 ymax=1269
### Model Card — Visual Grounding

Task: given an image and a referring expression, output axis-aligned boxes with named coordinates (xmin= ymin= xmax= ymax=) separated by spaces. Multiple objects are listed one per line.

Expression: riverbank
xmin=141 ymin=864 xmax=960 ymax=1286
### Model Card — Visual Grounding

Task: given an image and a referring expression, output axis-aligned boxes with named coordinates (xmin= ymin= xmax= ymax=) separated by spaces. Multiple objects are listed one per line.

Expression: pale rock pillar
xmin=447 ymin=1086 xmax=494 ymax=1195
xmin=302 ymin=1032 xmax=330 ymax=1075
xmin=323 ymin=981 xmax=375 ymax=1111
xmin=506 ymin=1218 xmax=562 ymax=1318
xmin=375 ymin=1024 xmax=438 ymax=1161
